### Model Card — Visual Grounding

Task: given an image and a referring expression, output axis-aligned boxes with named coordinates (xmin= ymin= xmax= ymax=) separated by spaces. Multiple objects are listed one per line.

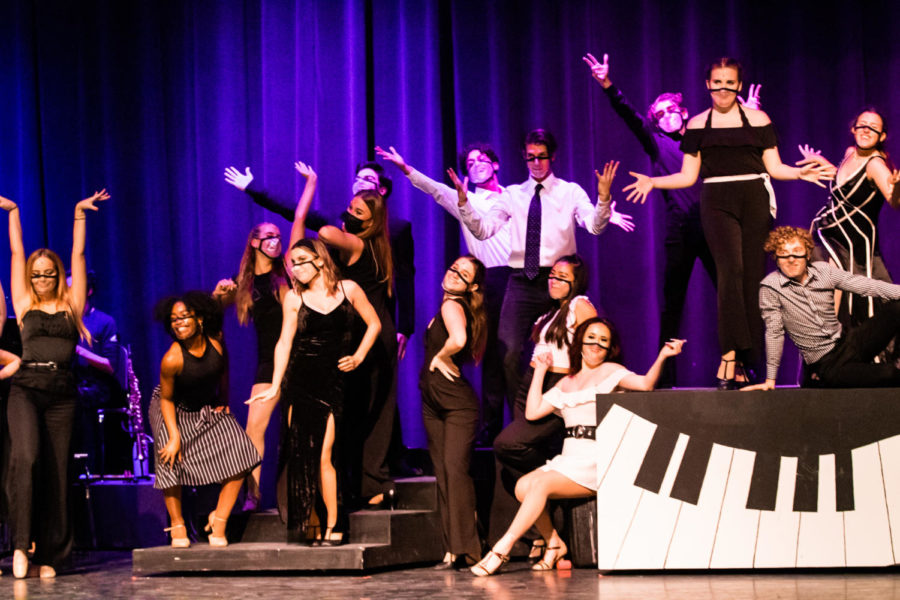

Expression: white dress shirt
xmin=458 ymin=173 xmax=611 ymax=268
xmin=406 ymin=168 xmax=511 ymax=268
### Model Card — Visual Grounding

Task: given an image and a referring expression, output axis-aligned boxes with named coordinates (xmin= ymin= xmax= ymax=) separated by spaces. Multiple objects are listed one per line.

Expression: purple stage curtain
xmin=2 ymin=0 xmax=900 ymax=462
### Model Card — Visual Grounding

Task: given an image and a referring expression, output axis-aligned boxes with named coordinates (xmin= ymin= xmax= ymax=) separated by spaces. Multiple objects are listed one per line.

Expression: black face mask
xmin=341 ymin=211 xmax=365 ymax=234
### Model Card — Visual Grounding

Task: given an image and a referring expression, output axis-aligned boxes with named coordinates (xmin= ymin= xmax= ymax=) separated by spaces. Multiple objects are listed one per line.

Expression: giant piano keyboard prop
xmin=592 ymin=387 xmax=900 ymax=570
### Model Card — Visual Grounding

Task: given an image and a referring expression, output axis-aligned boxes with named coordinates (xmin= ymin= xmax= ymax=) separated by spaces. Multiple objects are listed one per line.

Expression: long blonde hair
xmin=25 ymin=248 xmax=90 ymax=343
xmin=234 ymin=222 xmax=288 ymax=325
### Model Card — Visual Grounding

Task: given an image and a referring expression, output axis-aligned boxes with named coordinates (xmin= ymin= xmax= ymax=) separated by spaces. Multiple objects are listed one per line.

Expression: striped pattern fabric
xmin=149 ymin=386 xmax=260 ymax=490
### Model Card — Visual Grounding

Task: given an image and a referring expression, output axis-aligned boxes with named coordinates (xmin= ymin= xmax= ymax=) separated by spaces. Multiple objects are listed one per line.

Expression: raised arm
xmin=290 ymin=161 xmax=317 ymax=249
xmin=378 ymin=145 xmax=462 ymax=218
xmin=428 ymin=300 xmax=467 ymax=381
xmin=226 ymin=165 xmax=330 ymax=229
xmin=1 ymin=197 xmax=28 ymax=318
xmin=449 ymin=168 xmax=511 ymax=240
xmin=624 ymin=152 xmax=702 ymax=204
xmin=247 ymin=291 xmax=300 ymax=404
xmin=524 ymin=352 xmax=558 ymax=421
xmin=71 ymin=190 xmax=110 ymax=317
xmin=339 ymin=280 xmax=381 ymax=372
xmin=617 ymin=339 xmax=685 ymax=391
xmin=317 ymin=225 xmax=364 ymax=262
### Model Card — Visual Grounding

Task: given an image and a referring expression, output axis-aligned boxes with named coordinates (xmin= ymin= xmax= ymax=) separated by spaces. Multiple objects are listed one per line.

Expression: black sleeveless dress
xmin=812 ymin=155 xmax=894 ymax=327
xmin=278 ymin=289 xmax=355 ymax=542
xmin=250 ymin=273 xmax=283 ymax=384
xmin=150 ymin=339 xmax=260 ymax=489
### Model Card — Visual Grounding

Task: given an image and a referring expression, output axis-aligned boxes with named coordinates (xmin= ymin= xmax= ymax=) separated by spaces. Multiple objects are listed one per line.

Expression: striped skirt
xmin=149 ymin=386 xmax=260 ymax=490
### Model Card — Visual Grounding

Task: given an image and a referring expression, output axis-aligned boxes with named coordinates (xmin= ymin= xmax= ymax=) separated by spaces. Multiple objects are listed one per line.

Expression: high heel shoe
xmin=366 ymin=488 xmax=396 ymax=511
xmin=532 ymin=540 xmax=568 ymax=571
xmin=39 ymin=565 xmax=56 ymax=579
xmin=204 ymin=511 xmax=229 ymax=547
xmin=716 ymin=359 xmax=737 ymax=390
xmin=164 ymin=522 xmax=191 ymax=548
xmin=470 ymin=550 xmax=509 ymax=577
xmin=13 ymin=549 xmax=28 ymax=579
xmin=528 ymin=538 xmax=546 ymax=563
xmin=317 ymin=526 xmax=345 ymax=547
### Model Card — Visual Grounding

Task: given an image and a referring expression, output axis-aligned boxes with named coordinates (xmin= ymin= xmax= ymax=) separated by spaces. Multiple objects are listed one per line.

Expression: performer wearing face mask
xmin=584 ymin=52 xmax=759 ymax=386
xmin=249 ymin=238 xmax=380 ymax=545
xmin=803 ymin=108 xmax=900 ymax=348
xmin=625 ymin=57 xmax=834 ymax=389
xmin=213 ymin=162 xmax=317 ymax=510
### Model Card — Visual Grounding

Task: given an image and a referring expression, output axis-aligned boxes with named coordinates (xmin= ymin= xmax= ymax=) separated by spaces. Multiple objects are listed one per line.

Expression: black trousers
xmin=658 ymin=203 xmax=717 ymax=387
xmin=487 ymin=368 xmax=566 ymax=544
xmin=6 ymin=383 xmax=77 ymax=567
xmin=477 ymin=266 xmax=512 ymax=443
xmin=700 ymin=179 xmax=770 ymax=370
xmin=496 ymin=270 xmax=553 ymax=411
xmin=807 ymin=300 xmax=900 ymax=388
xmin=420 ymin=370 xmax=481 ymax=557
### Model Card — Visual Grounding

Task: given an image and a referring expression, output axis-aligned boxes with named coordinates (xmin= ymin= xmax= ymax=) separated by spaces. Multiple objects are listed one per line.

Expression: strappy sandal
xmin=532 ymin=541 xmax=568 ymax=571
xmin=470 ymin=550 xmax=509 ymax=577
xmin=164 ymin=522 xmax=191 ymax=548
xmin=204 ymin=511 xmax=229 ymax=547
xmin=528 ymin=538 xmax=546 ymax=563
xmin=716 ymin=359 xmax=737 ymax=390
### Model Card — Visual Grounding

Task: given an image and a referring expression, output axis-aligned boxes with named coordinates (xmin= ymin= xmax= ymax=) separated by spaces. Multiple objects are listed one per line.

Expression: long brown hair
xmin=354 ymin=189 xmax=393 ymax=295
xmin=530 ymin=254 xmax=588 ymax=348
xmin=25 ymin=248 xmax=90 ymax=343
xmin=289 ymin=238 xmax=341 ymax=295
xmin=234 ymin=222 xmax=288 ymax=325
xmin=452 ymin=256 xmax=488 ymax=363
xmin=567 ymin=317 xmax=622 ymax=376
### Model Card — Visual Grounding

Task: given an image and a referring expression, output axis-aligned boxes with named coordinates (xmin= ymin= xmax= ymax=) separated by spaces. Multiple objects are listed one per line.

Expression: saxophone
xmin=124 ymin=345 xmax=152 ymax=477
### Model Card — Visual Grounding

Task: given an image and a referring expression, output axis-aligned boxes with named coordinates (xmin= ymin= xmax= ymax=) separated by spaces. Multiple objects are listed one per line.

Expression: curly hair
xmin=763 ymin=226 xmax=815 ymax=257
xmin=154 ymin=291 xmax=224 ymax=340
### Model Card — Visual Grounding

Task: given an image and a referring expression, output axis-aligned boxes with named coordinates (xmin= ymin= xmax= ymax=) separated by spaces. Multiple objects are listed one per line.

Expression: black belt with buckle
xmin=21 ymin=361 xmax=64 ymax=371
xmin=564 ymin=425 xmax=596 ymax=440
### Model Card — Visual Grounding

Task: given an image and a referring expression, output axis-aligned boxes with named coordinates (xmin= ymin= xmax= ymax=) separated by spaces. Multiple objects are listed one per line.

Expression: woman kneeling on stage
xmin=150 ymin=291 xmax=261 ymax=548
xmin=471 ymin=318 xmax=684 ymax=576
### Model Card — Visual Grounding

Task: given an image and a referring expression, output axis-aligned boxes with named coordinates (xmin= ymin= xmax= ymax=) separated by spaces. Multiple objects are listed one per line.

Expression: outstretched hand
xmin=76 ymin=189 xmax=110 ymax=213
xmin=246 ymin=387 xmax=279 ymax=405
xmin=295 ymin=161 xmax=317 ymax=180
xmin=583 ymin=52 xmax=610 ymax=87
xmin=447 ymin=168 xmax=469 ymax=206
xmin=595 ymin=160 xmax=619 ymax=198
xmin=738 ymin=83 xmax=762 ymax=110
xmin=609 ymin=201 xmax=636 ymax=233
xmin=623 ymin=172 xmax=653 ymax=204
xmin=660 ymin=338 xmax=686 ymax=359
xmin=374 ymin=146 xmax=410 ymax=174
xmin=224 ymin=166 xmax=253 ymax=191
xmin=798 ymin=162 xmax=835 ymax=188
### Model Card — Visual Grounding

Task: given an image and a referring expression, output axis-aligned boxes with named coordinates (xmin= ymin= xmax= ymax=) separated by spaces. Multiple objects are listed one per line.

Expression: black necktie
xmin=524 ymin=183 xmax=543 ymax=279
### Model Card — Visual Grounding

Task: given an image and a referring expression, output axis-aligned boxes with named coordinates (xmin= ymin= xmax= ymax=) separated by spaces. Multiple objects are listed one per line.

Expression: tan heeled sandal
xmin=532 ymin=540 xmax=568 ymax=571
xmin=470 ymin=550 xmax=509 ymax=577
xmin=164 ymin=521 xmax=191 ymax=548
xmin=204 ymin=511 xmax=229 ymax=547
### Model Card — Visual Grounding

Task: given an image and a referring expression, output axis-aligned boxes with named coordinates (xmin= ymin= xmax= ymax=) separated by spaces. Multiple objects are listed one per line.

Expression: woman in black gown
xmin=421 ymin=256 xmax=488 ymax=569
xmin=625 ymin=57 xmax=833 ymax=387
xmin=2 ymin=190 xmax=108 ymax=578
xmin=213 ymin=162 xmax=316 ymax=509
xmin=250 ymin=238 xmax=380 ymax=544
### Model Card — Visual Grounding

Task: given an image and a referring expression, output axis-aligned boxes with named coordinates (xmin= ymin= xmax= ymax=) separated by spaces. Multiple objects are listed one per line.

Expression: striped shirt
xmin=759 ymin=262 xmax=900 ymax=380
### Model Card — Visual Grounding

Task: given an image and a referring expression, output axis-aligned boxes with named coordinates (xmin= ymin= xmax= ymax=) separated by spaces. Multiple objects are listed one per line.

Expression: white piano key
xmin=665 ymin=443 xmax=733 ymax=569
xmin=614 ymin=433 xmax=688 ymax=569
xmin=796 ymin=453 xmax=846 ymax=567
xmin=877 ymin=434 xmax=900 ymax=564
xmin=709 ymin=448 xmax=760 ymax=568
xmin=753 ymin=456 xmax=800 ymax=567
xmin=844 ymin=442 xmax=893 ymax=566
xmin=594 ymin=410 xmax=657 ymax=570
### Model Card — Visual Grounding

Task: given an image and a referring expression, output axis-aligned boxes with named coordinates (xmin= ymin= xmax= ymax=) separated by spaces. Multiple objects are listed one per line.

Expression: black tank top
xmin=12 ymin=309 xmax=79 ymax=393
xmin=250 ymin=273 xmax=282 ymax=363
xmin=172 ymin=338 xmax=225 ymax=412
xmin=680 ymin=104 xmax=777 ymax=178
xmin=421 ymin=299 xmax=473 ymax=375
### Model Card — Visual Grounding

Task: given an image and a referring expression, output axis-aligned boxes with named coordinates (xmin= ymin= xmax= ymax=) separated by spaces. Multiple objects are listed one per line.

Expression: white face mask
xmin=468 ymin=161 xmax=495 ymax=185
xmin=352 ymin=175 xmax=378 ymax=196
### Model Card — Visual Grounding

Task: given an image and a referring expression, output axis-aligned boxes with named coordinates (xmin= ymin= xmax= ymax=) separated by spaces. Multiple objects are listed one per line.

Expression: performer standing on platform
xmin=747 ymin=226 xmax=900 ymax=390
xmin=584 ymin=52 xmax=744 ymax=386
xmin=484 ymin=253 xmax=597 ymax=554
xmin=376 ymin=142 xmax=512 ymax=445
xmin=2 ymin=190 xmax=108 ymax=578
xmin=471 ymin=317 xmax=684 ymax=576
xmin=625 ymin=57 xmax=833 ymax=388
xmin=421 ymin=256 xmax=488 ymax=569
xmin=451 ymin=129 xmax=617 ymax=413
xmin=214 ymin=161 xmax=316 ymax=511
xmin=249 ymin=238 xmax=380 ymax=545
xmin=807 ymin=108 xmax=900 ymax=337
xmin=150 ymin=292 xmax=260 ymax=549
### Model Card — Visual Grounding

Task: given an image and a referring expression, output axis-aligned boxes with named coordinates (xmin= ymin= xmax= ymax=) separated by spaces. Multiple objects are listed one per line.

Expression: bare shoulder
xmin=686 ymin=110 xmax=709 ymax=129
xmin=340 ymin=279 xmax=361 ymax=296
xmin=160 ymin=343 xmax=183 ymax=375
xmin=743 ymin=106 xmax=771 ymax=126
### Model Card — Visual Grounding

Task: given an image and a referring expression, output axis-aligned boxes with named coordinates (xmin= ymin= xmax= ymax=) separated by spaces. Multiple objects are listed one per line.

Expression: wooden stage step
xmin=132 ymin=477 xmax=442 ymax=574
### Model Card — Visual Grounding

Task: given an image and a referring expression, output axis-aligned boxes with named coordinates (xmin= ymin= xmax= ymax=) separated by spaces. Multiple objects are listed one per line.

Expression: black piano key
xmin=634 ymin=427 xmax=679 ymax=493
xmin=670 ymin=438 xmax=712 ymax=505
xmin=835 ymin=451 xmax=855 ymax=512
xmin=746 ymin=452 xmax=780 ymax=511
xmin=793 ymin=454 xmax=819 ymax=512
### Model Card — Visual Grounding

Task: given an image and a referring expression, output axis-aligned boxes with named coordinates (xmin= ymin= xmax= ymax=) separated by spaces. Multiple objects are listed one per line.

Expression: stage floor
xmin=1 ymin=552 xmax=900 ymax=599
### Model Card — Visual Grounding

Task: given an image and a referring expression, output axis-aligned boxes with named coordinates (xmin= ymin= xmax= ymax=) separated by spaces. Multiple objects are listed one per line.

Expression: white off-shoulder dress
xmin=539 ymin=367 xmax=632 ymax=490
